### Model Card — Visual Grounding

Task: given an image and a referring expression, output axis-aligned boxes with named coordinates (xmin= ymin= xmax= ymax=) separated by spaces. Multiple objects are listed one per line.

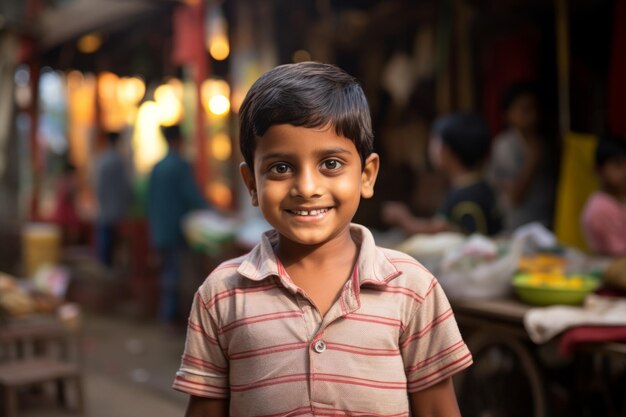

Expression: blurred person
xmin=177 ymin=62 xmax=471 ymax=417
xmin=488 ymin=82 xmax=557 ymax=231
xmin=147 ymin=125 xmax=208 ymax=326
xmin=581 ymin=137 xmax=626 ymax=256
xmin=383 ymin=113 xmax=502 ymax=236
xmin=94 ymin=131 xmax=133 ymax=268
xmin=52 ymin=160 xmax=81 ymax=245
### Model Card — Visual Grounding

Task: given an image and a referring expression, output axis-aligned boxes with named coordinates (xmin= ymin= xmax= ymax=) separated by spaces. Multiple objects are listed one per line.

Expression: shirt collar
xmin=236 ymin=224 xmax=401 ymax=288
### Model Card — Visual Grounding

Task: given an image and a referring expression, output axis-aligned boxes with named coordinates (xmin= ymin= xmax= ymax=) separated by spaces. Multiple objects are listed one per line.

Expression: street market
xmin=1 ymin=0 xmax=626 ymax=416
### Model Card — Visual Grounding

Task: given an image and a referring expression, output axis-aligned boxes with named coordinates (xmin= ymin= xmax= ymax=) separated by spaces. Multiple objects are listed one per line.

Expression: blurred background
xmin=0 ymin=0 xmax=625 ymax=416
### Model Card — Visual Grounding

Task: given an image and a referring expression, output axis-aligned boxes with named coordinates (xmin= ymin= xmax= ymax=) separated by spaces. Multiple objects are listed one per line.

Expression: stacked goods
xmin=0 ymin=273 xmax=36 ymax=317
xmin=0 ymin=272 xmax=62 ymax=318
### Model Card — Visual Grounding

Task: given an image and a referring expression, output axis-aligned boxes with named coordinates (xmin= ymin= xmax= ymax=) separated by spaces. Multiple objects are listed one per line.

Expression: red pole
xmin=194 ymin=1 xmax=209 ymax=194
xmin=26 ymin=0 xmax=43 ymax=220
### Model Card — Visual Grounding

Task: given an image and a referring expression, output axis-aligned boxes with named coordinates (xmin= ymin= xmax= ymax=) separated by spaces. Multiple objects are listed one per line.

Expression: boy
xmin=174 ymin=62 xmax=472 ymax=417
xmin=383 ymin=113 xmax=502 ymax=236
xmin=581 ymin=137 xmax=626 ymax=256
xmin=488 ymin=83 xmax=557 ymax=231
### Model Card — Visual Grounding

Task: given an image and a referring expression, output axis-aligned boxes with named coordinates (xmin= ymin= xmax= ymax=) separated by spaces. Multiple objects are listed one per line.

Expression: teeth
xmin=291 ymin=209 xmax=329 ymax=216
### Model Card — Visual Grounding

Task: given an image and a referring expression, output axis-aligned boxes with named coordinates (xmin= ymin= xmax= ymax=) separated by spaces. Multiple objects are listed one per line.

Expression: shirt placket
xmin=307 ymin=270 xmax=361 ymax=411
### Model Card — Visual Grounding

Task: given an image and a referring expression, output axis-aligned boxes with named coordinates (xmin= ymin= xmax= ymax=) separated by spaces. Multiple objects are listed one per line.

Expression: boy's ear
xmin=239 ymin=162 xmax=258 ymax=206
xmin=360 ymin=153 xmax=380 ymax=199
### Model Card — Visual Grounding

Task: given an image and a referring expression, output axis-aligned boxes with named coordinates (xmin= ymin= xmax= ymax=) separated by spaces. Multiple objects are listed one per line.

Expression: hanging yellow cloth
xmin=554 ymin=132 xmax=599 ymax=250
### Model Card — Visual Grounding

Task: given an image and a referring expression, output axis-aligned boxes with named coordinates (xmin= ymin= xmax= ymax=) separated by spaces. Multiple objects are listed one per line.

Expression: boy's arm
xmin=382 ymin=202 xmax=450 ymax=235
xmin=409 ymin=377 xmax=461 ymax=417
xmin=184 ymin=396 xmax=229 ymax=417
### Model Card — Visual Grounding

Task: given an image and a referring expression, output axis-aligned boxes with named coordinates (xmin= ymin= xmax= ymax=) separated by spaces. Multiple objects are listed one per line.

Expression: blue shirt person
xmin=95 ymin=131 xmax=133 ymax=267
xmin=147 ymin=125 xmax=207 ymax=324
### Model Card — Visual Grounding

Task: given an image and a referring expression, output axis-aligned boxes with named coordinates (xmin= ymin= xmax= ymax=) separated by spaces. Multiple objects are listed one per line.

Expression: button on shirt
xmin=173 ymin=224 xmax=472 ymax=416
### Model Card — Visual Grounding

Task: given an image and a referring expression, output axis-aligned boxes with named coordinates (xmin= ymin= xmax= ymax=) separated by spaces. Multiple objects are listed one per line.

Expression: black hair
xmin=501 ymin=82 xmax=539 ymax=112
xmin=106 ymin=131 xmax=121 ymax=144
xmin=160 ymin=125 xmax=181 ymax=143
xmin=435 ymin=113 xmax=491 ymax=170
xmin=595 ymin=137 xmax=626 ymax=168
xmin=238 ymin=62 xmax=374 ymax=169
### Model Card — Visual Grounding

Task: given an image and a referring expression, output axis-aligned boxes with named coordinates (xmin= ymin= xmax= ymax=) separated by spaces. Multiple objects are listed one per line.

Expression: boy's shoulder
xmin=196 ymin=253 xmax=255 ymax=298
xmin=373 ymin=244 xmax=438 ymax=297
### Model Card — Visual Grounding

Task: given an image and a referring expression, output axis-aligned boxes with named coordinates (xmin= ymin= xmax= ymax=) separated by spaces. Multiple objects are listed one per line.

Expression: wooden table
xmin=451 ymin=298 xmax=626 ymax=417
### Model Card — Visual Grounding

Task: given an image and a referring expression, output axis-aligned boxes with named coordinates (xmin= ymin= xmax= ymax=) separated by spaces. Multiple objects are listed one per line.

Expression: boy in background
xmin=488 ymin=83 xmax=556 ymax=231
xmin=581 ymin=138 xmax=626 ymax=256
xmin=383 ymin=113 xmax=502 ymax=236
xmin=174 ymin=62 xmax=472 ymax=417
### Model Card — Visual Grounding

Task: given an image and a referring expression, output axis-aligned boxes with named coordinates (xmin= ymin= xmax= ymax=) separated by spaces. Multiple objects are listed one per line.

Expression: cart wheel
xmin=455 ymin=333 xmax=547 ymax=417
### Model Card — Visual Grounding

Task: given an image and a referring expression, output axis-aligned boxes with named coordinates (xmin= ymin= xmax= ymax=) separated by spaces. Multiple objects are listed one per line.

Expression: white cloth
xmin=524 ymin=294 xmax=626 ymax=343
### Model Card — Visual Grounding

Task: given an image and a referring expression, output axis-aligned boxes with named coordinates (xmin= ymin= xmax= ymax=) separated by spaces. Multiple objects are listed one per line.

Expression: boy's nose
xmin=291 ymin=168 xmax=322 ymax=198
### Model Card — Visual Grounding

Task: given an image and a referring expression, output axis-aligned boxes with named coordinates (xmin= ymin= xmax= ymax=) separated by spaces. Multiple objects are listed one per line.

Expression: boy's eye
xmin=321 ymin=159 xmax=342 ymax=170
xmin=270 ymin=163 xmax=291 ymax=174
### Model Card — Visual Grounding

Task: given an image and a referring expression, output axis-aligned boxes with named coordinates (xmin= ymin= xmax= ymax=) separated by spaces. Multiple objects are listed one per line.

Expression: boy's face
xmin=600 ymin=155 xmax=626 ymax=194
xmin=506 ymin=94 xmax=538 ymax=131
xmin=240 ymin=124 xmax=379 ymax=248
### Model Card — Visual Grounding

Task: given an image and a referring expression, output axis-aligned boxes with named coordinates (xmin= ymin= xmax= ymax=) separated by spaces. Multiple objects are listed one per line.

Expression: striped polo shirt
xmin=174 ymin=224 xmax=472 ymax=416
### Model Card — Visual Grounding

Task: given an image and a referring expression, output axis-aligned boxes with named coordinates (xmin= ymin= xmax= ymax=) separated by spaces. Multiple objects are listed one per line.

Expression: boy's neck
xmin=448 ymin=166 xmax=481 ymax=188
xmin=274 ymin=228 xmax=358 ymax=271
xmin=601 ymin=184 xmax=626 ymax=202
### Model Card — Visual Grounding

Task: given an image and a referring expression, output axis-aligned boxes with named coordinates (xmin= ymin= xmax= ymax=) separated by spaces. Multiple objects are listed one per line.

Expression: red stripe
xmin=174 ymin=375 xmax=229 ymax=391
xmin=314 ymin=376 xmax=406 ymax=390
xmin=400 ymin=308 xmax=453 ymax=348
xmin=407 ymin=353 xmax=473 ymax=388
xmin=408 ymin=355 xmax=473 ymax=392
xmin=182 ymin=354 xmax=227 ymax=373
xmin=325 ymin=342 xmax=400 ymax=357
xmin=345 ymin=313 xmax=402 ymax=328
xmin=229 ymin=342 xmax=309 ymax=360
xmin=424 ymin=277 xmax=438 ymax=298
xmin=315 ymin=373 xmax=406 ymax=388
xmin=187 ymin=320 xmax=219 ymax=345
xmin=230 ymin=373 xmax=309 ymax=392
xmin=203 ymin=284 xmax=277 ymax=310
xmin=379 ymin=286 xmax=424 ymax=303
xmin=390 ymin=258 xmax=431 ymax=274
xmin=257 ymin=406 xmax=313 ymax=417
xmin=173 ymin=380 xmax=228 ymax=398
xmin=218 ymin=310 xmax=303 ymax=334
xmin=211 ymin=262 xmax=241 ymax=274
xmin=404 ymin=340 xmax=465 ymax=373
xmin=313 ymin=407 xmax=408 ymax=417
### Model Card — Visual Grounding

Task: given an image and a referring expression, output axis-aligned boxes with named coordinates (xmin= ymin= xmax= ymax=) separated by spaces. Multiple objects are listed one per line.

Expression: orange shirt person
xmin=175 ymin=62 xmax=472 ymax=417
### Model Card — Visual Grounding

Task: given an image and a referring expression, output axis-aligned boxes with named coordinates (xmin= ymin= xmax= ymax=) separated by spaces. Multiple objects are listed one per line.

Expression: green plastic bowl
xmin=512 ymin=273 xmax=600 ymax=306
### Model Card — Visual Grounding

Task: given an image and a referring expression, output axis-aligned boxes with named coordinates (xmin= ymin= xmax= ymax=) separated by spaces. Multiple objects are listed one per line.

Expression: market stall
xmin=395 ymin=225 xmax=626 ymax=417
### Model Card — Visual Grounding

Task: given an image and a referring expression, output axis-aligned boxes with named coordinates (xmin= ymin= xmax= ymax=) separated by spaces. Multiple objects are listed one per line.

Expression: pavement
xmin=19 ymin=313 xmax=190 ymax=417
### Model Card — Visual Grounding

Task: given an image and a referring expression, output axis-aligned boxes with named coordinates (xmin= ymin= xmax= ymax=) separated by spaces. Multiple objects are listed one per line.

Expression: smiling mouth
xmin=286 ymin=208 xmax=331 ymax=216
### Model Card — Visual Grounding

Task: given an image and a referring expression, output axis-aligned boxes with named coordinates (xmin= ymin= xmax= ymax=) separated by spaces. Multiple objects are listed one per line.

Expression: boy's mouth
xmin=286 ymin=208 xmax=331 ymax=216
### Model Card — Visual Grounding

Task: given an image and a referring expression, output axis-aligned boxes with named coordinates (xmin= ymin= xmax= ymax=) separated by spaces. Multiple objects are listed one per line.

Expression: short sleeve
xmin=399 ymin=278 xmax=472 ymax=393
xmin=173 ymin=291 xmax=230 ymax=398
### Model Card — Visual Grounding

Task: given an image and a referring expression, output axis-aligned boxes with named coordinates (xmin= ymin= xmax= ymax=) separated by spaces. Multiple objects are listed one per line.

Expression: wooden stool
xmin=0 ymin=358 xmax=83 ymax=417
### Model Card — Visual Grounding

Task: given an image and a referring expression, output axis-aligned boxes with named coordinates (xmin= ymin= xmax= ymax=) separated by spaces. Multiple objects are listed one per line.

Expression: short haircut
xmin=160 ymin=124 xmax=181 ymax=143
xmin=106 ymin=131 xmax=121 ymax=144
xmin=501 ymin=82 xmax=538 ymax=112
xmin=435 ymin=113 xmax=491 ymax=170
xmin=595 ymin=137 xmax=626 ymax=168
xmin=238 ymin=62 xmax=374 ymax=169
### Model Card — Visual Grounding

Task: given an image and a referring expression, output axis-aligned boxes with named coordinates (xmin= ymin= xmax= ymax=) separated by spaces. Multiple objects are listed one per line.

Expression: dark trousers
xmin=159 ymin=246 xmax=183 ymax=323
xmin=96 ymin=222 xmax=116 ymax=268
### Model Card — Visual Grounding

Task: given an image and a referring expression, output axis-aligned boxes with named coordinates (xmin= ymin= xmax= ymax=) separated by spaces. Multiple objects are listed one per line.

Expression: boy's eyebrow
xmin=259 ymin=147 xmax=352 ymax=162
